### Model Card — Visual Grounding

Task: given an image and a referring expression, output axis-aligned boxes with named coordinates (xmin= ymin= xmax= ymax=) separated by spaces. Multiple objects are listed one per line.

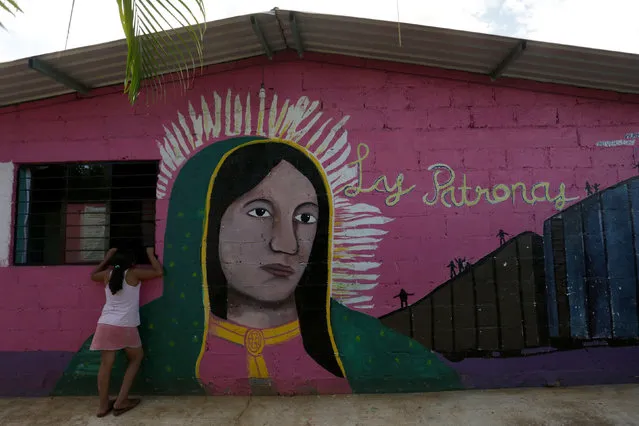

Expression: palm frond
xmin=0 ymin=0 xmax=22 ymax=30
xmin=116 ymin=0 xmax=206 ymax=105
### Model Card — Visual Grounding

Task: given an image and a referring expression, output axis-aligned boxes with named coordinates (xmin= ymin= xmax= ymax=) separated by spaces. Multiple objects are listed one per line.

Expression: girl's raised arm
xmin=130 ymin=247 xmax=164 ymax=282
xmin=90 ymin=248 xmax=117 ymax=283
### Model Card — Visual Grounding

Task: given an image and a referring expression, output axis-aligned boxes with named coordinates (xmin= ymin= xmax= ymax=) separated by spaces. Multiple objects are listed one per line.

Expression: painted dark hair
xmin=205 ymin=142 xmax=343 ymax=377
xmin=108 ymin=250 xmax=135 ymax=295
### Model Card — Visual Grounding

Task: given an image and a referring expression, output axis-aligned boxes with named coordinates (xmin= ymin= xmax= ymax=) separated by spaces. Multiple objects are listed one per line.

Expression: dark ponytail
xmin=108 ymin=250 xmax=135 ymax=295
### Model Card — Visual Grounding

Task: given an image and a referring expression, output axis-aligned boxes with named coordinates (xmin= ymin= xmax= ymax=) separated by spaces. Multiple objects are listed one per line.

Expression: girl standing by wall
xmin=89 ymin=247 xmax=163 ymax=417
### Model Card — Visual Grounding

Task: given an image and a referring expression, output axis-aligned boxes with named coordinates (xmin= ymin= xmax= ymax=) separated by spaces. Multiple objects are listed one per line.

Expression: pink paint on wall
xmin=0 ymin=53 xmax=638 ymax=354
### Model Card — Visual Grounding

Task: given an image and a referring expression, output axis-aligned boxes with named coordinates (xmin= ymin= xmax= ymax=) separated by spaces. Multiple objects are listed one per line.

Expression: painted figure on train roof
xmin=53 ymin=135 xmax=462 ymax=395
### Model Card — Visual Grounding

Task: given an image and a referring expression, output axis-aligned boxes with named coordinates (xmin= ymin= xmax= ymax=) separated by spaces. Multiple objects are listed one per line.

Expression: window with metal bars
xmin=14 ymin=161 xmax=159 ymax=266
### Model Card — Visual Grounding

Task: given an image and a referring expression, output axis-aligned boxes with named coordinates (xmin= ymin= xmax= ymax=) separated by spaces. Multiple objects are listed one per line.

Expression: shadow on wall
xmin=0 ymin=352 xmax=75 ymax=397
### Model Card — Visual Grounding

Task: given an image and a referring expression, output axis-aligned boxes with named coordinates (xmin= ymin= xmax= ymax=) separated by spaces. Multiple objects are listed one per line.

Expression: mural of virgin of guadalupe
xmin=54 ymin=137 xmax=462 ymax=396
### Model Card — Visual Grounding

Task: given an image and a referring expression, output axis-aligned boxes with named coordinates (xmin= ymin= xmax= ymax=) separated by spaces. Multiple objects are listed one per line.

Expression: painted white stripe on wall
xmin=596 ymin=139 xmax=636 ymax=147
xmin=0 ymin=162 xmax=14 ymax=267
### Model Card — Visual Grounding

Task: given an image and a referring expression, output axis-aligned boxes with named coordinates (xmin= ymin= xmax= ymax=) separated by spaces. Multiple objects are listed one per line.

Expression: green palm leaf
xmin=2 ymin=0 xmax=205 ymax=105
xmin=0 ymin=0 xmax=22 ymax=30
xmin=116 ymin=0 xmax=206 ymax=104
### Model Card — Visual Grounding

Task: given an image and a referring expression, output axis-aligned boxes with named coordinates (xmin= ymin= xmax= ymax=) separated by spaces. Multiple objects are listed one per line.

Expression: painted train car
xmin=380 ymin=176 xmax=639 ymax=360
xmin=544 ymin=177 xmax=639 ymax=344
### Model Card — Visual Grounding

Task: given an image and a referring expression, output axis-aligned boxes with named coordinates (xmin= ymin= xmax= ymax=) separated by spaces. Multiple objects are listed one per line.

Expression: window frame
xmin=12 ymin=160 xmax=159 ymax=267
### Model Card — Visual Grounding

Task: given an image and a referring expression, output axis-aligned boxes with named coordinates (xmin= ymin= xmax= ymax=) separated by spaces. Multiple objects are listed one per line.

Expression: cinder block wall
xmin=1 ymin=52 xmax=639 ymax=396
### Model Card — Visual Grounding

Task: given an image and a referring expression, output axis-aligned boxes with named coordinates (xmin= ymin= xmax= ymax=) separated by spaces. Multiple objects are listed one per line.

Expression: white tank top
xmin=97 ymin=269 xmax=141 ymax=327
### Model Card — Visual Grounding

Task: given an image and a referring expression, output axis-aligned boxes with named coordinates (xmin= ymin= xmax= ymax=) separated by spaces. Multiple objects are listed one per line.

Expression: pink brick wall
xmin=1 ymin=52 xmax=639 ymax=395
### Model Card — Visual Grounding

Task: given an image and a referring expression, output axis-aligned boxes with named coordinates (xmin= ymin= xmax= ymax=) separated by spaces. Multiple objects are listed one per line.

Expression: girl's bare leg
xmin=114 ymin=346 xmax=144 ymax=409
xmin=97 ymin=351 xmax=116 ymax=415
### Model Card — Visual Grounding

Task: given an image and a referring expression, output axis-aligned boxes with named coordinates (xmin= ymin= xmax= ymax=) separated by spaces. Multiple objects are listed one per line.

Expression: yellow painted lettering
xmin=459 ymin=175 xmax=472 ymax=206
xmin=492 ymin=184 xmax=511 ymax=203
xmin=440 ymin=187 xmax=455 ymax=208
xmin=423 ymin=164 xmax=455 ymax=206
xmin=549 ymin=183 xmax=580 ymax=210
xmin=511 ymin=182 xmax=535 ymax=205
xmin=343 ymin=143 xmax=370 ymax=198
xmin=464 ymin=185 xmax=484 ymax=207
xmin=384 ymin=174 xmax=416 ymax=207
xmin=421 ymin=163 xmax=579 ymax=210
xmin=531 ymin=183 xmax=549 ymax=204
xmin=476 ymin=187 xmax=494 ymax=204
xmin=342 ymin=142 xmax=415 ymax=206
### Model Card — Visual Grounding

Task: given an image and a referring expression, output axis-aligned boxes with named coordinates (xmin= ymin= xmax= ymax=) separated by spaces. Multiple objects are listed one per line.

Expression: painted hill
xmin=380 ymin=232 xmax=547 ymax=360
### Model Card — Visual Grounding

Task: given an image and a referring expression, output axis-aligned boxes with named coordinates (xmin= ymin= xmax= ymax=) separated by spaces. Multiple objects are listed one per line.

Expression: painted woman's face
xmin=218 ymin=160 xmax=319 ymax=303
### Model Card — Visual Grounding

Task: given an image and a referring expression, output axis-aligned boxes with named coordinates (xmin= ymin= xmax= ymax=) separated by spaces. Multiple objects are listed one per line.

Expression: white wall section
xmin=0 ymin=162 xmax=14 ymax=267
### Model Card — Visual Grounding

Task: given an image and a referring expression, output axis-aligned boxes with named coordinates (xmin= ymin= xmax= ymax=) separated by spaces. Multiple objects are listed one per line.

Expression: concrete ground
xmin=1 ymin=385 xmax=638 ymax=425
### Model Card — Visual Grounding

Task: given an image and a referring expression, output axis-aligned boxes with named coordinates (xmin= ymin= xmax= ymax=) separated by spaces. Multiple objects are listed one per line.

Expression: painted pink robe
xmin=199 ymin=314 xmax=352 ymax=395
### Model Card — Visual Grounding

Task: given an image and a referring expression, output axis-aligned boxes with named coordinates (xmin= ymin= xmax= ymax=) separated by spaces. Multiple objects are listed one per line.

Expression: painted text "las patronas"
xmin=422 ymin=163 xmax=579 ymax=210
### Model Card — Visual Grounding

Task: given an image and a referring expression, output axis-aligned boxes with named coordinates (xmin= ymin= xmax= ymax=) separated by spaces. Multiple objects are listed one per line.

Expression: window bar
xmin=14 ymin=168 xmax=31 ymax=264
xmin=106 ymin=163 xmax=113 ymax=258
xmin=62 ymin=164 xmax=70 ymax=264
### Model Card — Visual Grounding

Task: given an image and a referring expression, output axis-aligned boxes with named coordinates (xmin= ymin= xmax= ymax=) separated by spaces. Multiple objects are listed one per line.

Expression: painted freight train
xmin=380 ymin=176 xmax=639 ymax=361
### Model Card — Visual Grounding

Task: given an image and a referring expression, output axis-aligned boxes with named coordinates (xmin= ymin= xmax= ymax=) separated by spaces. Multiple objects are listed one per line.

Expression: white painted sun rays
xmin=156 ymin=88 xmax=393 ymax=309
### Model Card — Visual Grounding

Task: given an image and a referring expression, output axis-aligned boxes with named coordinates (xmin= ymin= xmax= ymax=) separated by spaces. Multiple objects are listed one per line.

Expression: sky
xmin=1 ymin=0 xmax=639 ymax=63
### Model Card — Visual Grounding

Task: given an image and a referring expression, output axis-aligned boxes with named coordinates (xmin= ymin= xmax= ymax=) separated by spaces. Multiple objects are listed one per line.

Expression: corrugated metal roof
xmin=1 ymin=9 xmax=639 ymax=107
